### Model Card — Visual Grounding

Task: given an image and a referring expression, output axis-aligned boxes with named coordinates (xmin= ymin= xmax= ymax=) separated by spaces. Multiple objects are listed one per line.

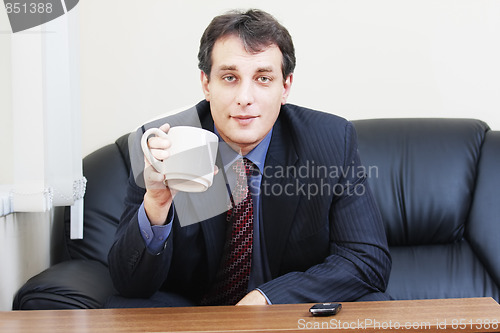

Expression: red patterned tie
xmin=202 ymin=158 xmax=254 ymax=305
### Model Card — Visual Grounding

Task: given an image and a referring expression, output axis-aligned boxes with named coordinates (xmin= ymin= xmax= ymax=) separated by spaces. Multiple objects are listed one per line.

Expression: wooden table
xmin=1 ymin=297 xmax=499 ymax=332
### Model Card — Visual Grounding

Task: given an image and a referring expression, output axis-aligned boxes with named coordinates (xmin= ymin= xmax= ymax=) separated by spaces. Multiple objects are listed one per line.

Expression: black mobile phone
xmin=309 ymin=303 xmax=342 ymax=316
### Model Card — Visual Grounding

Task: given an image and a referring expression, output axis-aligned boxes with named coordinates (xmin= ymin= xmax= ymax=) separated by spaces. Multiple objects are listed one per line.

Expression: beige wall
xmin=0 ymin=212 xmax=52 ymax=311
xmin=78 ymin=0 xmax=500 ymax=157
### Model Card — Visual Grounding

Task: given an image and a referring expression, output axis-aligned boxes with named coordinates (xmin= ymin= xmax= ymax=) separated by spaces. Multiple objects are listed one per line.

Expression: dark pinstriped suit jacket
xmin=108 ymin=100 xmax=391 ymax=304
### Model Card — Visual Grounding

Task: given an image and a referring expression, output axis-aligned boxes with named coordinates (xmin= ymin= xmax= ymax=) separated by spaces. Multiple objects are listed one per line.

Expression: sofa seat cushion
xmin=387 ymin=241 xmax=500 ymax=300
xmin=13 ymin=260 xmax=115 ymax=310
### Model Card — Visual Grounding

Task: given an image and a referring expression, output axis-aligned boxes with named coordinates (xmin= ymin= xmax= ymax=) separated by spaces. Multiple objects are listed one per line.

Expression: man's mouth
xmin=231 ymin=115 xmax=258 ymax=125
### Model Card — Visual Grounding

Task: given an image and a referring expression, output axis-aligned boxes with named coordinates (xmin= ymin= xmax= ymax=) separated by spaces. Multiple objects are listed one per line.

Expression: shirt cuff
xmin=255 ymin=287 xmax=273 ymax=305
xmin=138 ymin=202 xmax=174 ymax=254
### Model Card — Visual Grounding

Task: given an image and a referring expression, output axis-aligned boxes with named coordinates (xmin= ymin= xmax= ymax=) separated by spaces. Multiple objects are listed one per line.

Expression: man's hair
xmin=198 ymin=9 xmax=296 ymax=81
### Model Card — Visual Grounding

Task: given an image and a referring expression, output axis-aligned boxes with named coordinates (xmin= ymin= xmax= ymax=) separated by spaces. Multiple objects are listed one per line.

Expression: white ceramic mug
xmin=141 ymin=126 xmax=218 ymax=192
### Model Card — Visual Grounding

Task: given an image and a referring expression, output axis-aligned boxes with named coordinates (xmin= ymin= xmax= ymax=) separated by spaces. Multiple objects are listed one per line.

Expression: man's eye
xmin=258 ymin=77 xmax=271 ymax=83
xmin=223 ymin=76 xmax=236 ymax=82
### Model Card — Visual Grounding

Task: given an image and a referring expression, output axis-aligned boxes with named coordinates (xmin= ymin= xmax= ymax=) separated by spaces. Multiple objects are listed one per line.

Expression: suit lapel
xmin=197 ymin=154 xmax=230 ymax=281
xmin=197 ymin=102 xmax=230 ymax=281
xmin=167 ymin=102 xmax=229 ymax=281
xmin=262 ymin=116 xmax=302 ymax=278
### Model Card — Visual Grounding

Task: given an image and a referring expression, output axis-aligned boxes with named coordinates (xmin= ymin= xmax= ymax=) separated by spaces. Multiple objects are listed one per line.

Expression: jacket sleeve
xmin=259 ymin=122 xmax=392 ymax=303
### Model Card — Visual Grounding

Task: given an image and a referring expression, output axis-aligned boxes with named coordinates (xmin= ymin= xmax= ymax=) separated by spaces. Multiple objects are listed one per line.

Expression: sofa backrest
xmin=63 ymin=134 xmax=131 ymax=266
xmin=353 ymin=119 xmax=500 ymax=301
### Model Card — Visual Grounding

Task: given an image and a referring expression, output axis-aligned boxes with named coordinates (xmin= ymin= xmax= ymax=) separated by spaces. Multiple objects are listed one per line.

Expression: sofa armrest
xmin=13 ymin=260 xmax=115 ymax=310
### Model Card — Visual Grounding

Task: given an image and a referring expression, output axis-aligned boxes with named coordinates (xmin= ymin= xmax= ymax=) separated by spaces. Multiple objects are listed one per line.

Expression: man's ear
xmin=281 ymin=73 xmax=293 ymax=105
xmin=200 ymin=71 xmax=210 ymax=102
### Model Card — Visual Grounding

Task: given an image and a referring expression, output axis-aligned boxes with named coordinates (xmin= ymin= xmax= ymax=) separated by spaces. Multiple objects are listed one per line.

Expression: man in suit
xmin=107 ymin=9 xmax=391 ymax=307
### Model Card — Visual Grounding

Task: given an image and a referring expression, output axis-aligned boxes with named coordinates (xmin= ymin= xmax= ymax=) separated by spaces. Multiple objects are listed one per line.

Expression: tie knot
xmin=232 ymin=158 xmax=254 ymax=177
xmin=230 ymin=158 xmax=254 ymax=204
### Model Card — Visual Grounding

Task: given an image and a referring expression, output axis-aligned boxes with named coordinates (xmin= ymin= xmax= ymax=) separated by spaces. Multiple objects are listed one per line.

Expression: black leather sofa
xmin=13 ymin=118 xmax=500 ymax=309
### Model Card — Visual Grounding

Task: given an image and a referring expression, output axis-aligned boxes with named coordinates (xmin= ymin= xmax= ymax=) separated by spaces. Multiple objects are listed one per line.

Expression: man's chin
xmin=228 ymin=136 xmax=262 ymax=154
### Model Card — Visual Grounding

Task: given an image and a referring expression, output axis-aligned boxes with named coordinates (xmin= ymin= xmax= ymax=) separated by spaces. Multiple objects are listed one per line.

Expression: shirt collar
xmin=215 ymin=127 xmax=272 ymax=175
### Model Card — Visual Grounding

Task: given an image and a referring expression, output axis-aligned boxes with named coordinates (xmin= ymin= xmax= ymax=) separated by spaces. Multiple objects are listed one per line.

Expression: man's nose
xmin=236 ymin=80 xmax=254 ymax=106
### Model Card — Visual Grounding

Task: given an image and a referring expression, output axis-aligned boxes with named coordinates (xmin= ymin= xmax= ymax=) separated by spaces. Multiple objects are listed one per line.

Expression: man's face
xmin=201 ymin=34 xmax=293 ymax=155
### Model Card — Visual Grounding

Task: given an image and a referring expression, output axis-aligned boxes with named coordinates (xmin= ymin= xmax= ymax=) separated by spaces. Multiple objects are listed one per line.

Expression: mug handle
xmin=141 ymin=128 xmax=169 ymax=174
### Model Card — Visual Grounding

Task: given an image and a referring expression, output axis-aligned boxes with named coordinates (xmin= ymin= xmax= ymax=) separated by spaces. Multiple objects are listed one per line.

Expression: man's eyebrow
xmin=215 ymin=65 xmax=275 ymax=72
xmin=256 ymin=66 xmax=274 ymax=73
xmin=217 ymin=65 xmax=237 ymax=71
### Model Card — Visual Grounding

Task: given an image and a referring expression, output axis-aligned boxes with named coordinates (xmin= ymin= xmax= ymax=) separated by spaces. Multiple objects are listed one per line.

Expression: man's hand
xmin=143 ymin=123 xmax=176 ymax=225
xmin=235 ymin=290 xmax=268 ymax=306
